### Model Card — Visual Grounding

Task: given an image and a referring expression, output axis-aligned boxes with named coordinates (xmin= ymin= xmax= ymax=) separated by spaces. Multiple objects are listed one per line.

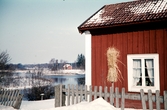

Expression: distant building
xmin=63 ymin=64 xmax=72 ymax=70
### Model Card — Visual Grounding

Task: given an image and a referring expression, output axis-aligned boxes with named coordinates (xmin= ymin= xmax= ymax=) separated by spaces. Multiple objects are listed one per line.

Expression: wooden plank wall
xmin=91 ymin=29 xmax=167 ymax=95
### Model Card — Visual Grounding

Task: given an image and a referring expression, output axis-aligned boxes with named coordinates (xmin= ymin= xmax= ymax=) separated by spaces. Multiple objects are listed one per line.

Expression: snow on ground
xmin=14 ymin=69 xmax=85 ymax=76
xmin=0 ymin=97 xmax=140 ymax=110
xmin=44 ymin=69 xmax=85 ymax=75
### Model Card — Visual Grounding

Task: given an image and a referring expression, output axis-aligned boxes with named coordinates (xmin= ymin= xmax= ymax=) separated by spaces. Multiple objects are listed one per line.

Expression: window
xmin=127 ymin=54 xmax=160 ymax=93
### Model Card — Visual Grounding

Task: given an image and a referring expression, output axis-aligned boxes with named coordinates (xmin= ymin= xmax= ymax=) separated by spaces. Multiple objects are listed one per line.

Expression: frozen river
xmin=14 ymin=70 xmax=85 ymax=87
xmin=44 ymin=74 xmax=85 ymax=87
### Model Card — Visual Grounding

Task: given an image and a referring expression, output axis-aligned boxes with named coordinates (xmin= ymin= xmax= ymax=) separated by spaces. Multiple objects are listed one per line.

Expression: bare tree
xmin=49 ymin=58 xmax=58 ymax=71
xmin=0 ymin=50 xmax=13 ymax=88
xmin=59 ymin=59 xmax=68 ymax=69
xmin=0 ymin=50 xmax=11 ymax=70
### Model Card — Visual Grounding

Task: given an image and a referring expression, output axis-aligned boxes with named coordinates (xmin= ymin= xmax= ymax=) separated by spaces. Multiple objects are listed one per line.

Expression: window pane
xmin=145 ymin=78 xmax=154 ymax=86
xmin=133 ymin=59 xmax=141 ymax=68
xmin=133 ymin=59 xmax=142 ymax=86
xmin=145 ymin=59 xmax=154 ymax=86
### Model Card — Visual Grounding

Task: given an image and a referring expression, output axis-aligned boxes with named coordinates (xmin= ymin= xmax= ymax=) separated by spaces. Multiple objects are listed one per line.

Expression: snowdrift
xmin=46 ymin=97 xmax=120 ymax=110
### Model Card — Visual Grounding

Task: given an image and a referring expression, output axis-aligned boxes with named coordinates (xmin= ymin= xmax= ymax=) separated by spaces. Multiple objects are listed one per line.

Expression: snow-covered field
xmin=0 ymin=97 xmax=141 ymax=110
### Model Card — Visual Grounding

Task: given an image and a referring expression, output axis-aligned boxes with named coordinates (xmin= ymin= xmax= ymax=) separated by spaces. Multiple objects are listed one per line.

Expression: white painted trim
xmin=127 ymin=54 xmax=160 ymax=93
xmin=84 ymin=31 xmax=92 ymax=87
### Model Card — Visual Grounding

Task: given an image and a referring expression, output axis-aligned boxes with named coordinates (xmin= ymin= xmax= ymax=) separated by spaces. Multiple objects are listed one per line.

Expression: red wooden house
xmin=78 ymin=0 xmax=167 ymax=108
xmin=63 ymin=64 xmax=72 ymax=70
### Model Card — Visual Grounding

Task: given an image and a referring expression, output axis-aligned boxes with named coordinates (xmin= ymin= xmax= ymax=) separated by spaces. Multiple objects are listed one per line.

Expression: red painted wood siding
xmin=91 ymin=29 xmax=167 ymax=95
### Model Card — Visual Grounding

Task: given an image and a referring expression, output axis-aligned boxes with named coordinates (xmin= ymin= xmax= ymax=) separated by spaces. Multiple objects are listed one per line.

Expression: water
xmin=44 ymin=74 xmax=85 ymax=87
xmin=11 ymin=71 xmax=85 ymax=88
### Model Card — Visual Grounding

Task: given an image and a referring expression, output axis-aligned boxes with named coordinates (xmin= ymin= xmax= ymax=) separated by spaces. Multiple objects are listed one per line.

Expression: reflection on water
xmin=45 ymin=74 xmax=85 ymax=88
xmin=10 ymin=72 xmax=85 ymax=88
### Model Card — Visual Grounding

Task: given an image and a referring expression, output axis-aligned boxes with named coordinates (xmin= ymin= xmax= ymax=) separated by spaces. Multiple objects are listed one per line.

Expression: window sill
xmin=128 ymin=86 xmax=159 ymax=93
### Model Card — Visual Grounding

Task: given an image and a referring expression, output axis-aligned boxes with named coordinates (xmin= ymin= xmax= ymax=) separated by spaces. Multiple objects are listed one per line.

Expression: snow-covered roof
xmin=78 ymin=0 xmax=167 ymax=33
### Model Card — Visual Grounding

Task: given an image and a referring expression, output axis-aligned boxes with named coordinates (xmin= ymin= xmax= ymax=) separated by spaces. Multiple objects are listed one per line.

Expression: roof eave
xmin=78 ymin=18 xmax=167 ymax=34
xmin=78 ymin=5 xmax=106 ymax=34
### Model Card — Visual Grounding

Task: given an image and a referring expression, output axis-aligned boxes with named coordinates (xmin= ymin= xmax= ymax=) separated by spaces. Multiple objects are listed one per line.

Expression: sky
xmin=0 ymin=0 xmax=131 ymax=64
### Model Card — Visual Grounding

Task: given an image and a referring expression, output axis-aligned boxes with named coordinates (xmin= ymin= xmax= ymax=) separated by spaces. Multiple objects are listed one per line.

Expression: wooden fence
xmin=55 ymin=84 xmax=167 ymax=110
xmin=0 ymin=89 xmax=23 ymax=109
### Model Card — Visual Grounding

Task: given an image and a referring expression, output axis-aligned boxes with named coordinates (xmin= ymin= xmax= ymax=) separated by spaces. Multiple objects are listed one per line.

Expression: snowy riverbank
xmin=14 ymin=69 xmax=85 ymax=75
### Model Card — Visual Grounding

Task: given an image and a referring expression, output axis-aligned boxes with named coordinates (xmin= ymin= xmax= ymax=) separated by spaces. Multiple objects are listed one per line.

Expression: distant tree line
xmin=48 ymin=54 xmax=85 ymax=70
xmin=0 ymin=50 xmax=85 ymax=71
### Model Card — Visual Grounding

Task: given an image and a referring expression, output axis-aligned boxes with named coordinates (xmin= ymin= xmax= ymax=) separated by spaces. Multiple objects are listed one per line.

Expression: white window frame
xmin=127 ymin=54 xmax=160 ymax=93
